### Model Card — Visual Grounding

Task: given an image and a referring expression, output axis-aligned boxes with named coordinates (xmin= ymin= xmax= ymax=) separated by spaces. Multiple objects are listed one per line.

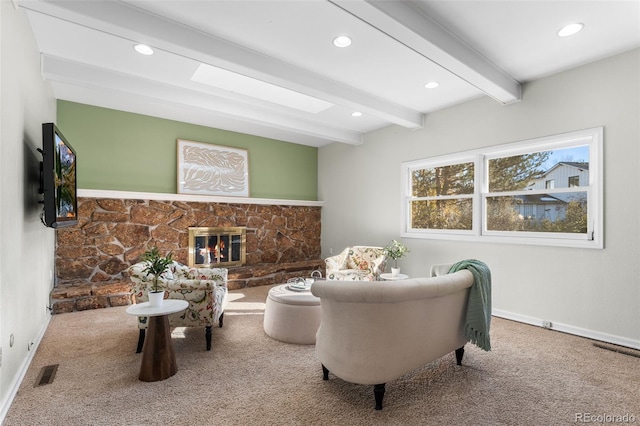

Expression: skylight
xmin=191 ymin=64 xmax=334 ymax=114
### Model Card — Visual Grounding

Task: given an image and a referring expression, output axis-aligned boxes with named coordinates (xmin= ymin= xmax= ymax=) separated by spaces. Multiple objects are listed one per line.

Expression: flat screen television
xmin=39 ymin=122 xmax=78 ymax=228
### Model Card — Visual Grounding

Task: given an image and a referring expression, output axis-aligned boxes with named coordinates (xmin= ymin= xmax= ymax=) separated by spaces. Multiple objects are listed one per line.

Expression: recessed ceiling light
xmin=351 ymin=111 xmax=362 ymax=117
xmin=134 ymin=44 xmax=154 ymax=55
xmin=557 ymin=23 xmax=584 ymax=37
xmin=424 ymin=81 xmax=440 ymax=89
xmin=333 ymin=35 xmax=352 ymax=48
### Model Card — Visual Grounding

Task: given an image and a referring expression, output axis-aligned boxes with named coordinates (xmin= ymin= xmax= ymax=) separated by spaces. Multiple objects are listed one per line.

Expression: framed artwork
xmin=177 ymin=139 xmax=249 ymax=197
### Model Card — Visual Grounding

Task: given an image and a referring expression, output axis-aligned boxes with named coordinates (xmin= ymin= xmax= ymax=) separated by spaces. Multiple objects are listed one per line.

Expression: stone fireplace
xmin=189 ymin=226 xmax=246 ymax=267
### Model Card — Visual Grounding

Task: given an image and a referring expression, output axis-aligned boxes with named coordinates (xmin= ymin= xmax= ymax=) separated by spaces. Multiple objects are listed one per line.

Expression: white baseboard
xmin=492 ymin=309 xmax=640 ymax=350
xmin=0 ymin=314 xmax=51 ymax=423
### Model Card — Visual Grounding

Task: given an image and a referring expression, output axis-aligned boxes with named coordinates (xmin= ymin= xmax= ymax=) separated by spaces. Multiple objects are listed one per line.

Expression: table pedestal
xmin=139 ymin=315 xmax=178 ymax=382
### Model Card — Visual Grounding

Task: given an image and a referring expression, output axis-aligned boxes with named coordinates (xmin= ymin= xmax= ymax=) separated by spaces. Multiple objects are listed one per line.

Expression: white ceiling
xmin=17 ymin=0 xmax=640 ymax=147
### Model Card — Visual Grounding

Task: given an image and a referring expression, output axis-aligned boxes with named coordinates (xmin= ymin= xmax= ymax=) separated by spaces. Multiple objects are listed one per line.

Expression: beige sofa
xmin=311 ymin=268 xmax=476 ymax=410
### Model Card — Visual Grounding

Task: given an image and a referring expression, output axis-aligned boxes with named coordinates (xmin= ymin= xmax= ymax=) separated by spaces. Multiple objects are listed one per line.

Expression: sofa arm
xmin=325 ymin=248 xmax=349 ymax=273
xmin=430 ymin=263 xmax=454 ymax=277
xmin=165 ymin=280 xmax=227 ymax=323
xmin=368 ymin=255 xmax=387 ymax=278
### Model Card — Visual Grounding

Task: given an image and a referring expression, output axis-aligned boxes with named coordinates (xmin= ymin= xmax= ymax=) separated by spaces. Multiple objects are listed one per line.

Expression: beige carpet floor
xmin=4 ymin=284 xmax=639 ymax=426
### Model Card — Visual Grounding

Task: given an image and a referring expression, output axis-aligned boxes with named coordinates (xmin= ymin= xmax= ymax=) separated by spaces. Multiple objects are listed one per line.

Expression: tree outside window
xmin=410 ymin=162 xmax=474 ymax=230
xmin=402 ymin=127 xmax=602 ymax=248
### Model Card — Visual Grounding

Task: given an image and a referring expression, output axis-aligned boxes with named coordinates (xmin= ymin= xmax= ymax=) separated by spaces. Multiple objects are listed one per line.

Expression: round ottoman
xmin=263 ymin=284 xmax=321 ymax=344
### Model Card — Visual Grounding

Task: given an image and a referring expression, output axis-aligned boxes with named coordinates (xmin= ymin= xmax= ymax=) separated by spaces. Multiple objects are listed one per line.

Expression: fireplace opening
xmin=188 ymin=227 xmax=246 ymax=268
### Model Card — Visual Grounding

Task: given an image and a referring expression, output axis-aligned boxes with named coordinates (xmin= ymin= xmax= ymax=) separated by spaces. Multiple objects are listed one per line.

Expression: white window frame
xmin=402 ymin=153 xmax=479 ymax=236
xmin=401 ymin=127 xmax=603 ymax=249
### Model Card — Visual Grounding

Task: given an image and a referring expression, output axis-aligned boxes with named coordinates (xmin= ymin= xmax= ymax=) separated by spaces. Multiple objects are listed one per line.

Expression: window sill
xmin=402 ymin=231 xmax=603 ymax=249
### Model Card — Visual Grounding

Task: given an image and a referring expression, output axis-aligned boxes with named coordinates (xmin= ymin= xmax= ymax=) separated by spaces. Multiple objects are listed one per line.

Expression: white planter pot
xmin=148 ymin=290 xmax=164 ymax=307
xmin=391 ymin=267 xmax=400 ymax=277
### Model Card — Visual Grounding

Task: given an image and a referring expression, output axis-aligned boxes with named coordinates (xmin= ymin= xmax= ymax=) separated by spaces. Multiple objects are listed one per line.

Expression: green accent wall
xmin=57 ymin=101 xmax=318 ymax=200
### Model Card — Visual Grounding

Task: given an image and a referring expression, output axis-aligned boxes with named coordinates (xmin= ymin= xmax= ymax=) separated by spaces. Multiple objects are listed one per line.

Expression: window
xmin=401 ymin=127 xmax=603 ymax=248
xmin=409 ymin=160 xmax=475 ymax=231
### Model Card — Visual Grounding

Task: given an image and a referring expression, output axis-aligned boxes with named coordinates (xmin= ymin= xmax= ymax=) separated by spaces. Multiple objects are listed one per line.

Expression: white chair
xmin=129 ymin=261 xmax=228 ymax=352
xmin=324 ymin=246 xmax=387 ymax=281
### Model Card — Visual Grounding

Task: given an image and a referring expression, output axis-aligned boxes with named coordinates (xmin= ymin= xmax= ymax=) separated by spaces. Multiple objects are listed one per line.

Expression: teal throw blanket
xmin=449 ymin=259 xmax=492 ymax=351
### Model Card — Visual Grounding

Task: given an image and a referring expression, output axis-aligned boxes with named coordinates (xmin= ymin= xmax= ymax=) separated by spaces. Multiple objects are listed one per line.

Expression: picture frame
xmin=177 ymin=139 xmax=249 ymax=197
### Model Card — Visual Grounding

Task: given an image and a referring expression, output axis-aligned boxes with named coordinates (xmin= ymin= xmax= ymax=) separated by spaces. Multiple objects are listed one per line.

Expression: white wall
xmin=0 ymin=1 xmax=57 ymax=420
xmin=319 ymin=49 xmax=640 ymax=349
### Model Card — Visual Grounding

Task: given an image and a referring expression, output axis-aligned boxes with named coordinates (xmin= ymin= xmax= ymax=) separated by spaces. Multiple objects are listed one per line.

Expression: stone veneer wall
xmin=52 ymin=197 xmax=323 ymax=313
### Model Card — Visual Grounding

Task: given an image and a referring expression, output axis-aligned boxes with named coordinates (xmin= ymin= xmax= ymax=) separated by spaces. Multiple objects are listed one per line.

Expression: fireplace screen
xmin=188 ymin=227 xmax=246 ymax=268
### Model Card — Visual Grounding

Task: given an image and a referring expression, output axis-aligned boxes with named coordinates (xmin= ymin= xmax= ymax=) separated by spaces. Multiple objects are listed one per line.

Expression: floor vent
xmin=593 ymin=343 xmax=640 ymax=359
xmin=35 ymin=364 xmax=59 ymax=387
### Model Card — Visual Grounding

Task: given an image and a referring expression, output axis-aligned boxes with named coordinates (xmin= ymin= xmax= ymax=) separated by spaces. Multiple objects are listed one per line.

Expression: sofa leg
xmin=455 ymin=346 xmax=465 ymax=365
xmin=136 ymin=329 xmax=145 ymax=353
xmin=206 ymin=326 xmax=212 ymax=351
xmin=374 ymin=384 xmax=385 ymax=410
xmin=219 ymin=312 xmax=224 ymax=328
xmin=322 ymin=364 xmax=329 ymax=380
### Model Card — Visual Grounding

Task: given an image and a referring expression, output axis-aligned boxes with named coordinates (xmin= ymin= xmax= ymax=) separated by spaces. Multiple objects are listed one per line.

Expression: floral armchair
xmin=325 ymin=246 xmax=387 ymax=281
xmin=128 ymin=261 xmax=228 ymax=352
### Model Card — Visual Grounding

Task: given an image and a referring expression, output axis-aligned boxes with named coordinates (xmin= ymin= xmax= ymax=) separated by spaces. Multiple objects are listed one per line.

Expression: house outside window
xmin=401 ymin=127 xmax=603 ymax=249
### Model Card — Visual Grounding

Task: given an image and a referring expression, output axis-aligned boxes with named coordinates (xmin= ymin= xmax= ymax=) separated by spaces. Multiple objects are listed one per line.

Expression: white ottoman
xmin=263 ymin=284 xmax=321 ymax=344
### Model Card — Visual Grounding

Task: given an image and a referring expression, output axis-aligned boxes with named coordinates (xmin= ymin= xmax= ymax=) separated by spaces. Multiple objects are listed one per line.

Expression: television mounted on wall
xmin=38 ymin=122 xmax=78 ymax=228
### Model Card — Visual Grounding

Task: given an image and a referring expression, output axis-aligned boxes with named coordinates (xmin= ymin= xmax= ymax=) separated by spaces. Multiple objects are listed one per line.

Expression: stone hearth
xmin=52 ymin=196 xmax=322 ymax=314
xmin=51 ymin=259 xmax=325 ymax=314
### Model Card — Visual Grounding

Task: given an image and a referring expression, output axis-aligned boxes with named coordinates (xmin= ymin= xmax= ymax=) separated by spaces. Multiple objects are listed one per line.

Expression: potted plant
xmin=141 ymin=247 xmax=173 ymax=307
xmin=383 ymin=240 xmax=409 ymax=276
